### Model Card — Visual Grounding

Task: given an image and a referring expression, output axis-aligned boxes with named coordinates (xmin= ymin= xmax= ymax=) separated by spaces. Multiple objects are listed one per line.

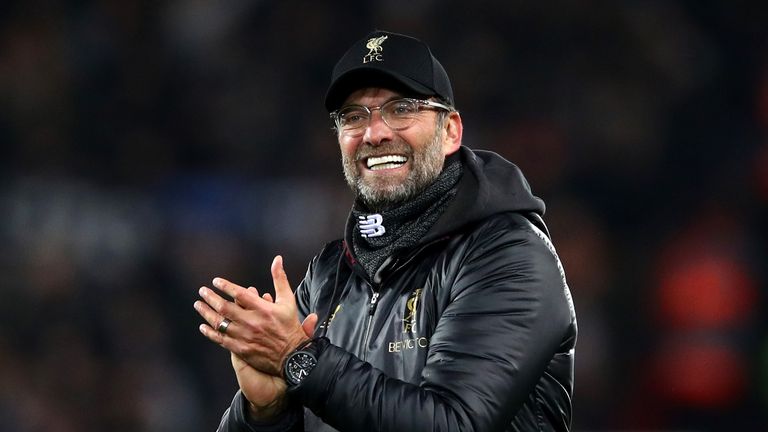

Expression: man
xmin=194 ymin=30 xmax=577 ymax=431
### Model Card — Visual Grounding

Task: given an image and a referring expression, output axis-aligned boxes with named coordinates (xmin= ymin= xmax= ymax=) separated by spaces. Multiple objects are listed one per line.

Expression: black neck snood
xmin=349 ymin=157 xmax=463 ymax=279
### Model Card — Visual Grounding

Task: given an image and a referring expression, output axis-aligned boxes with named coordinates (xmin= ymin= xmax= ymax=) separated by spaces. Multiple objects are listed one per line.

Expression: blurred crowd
xmin=1 ymin=1 xmax=766 ymax=431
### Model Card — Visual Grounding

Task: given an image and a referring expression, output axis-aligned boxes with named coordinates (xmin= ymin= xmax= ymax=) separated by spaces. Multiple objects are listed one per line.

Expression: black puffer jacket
xmin=218 ymin=146 xmax=577 ymax=431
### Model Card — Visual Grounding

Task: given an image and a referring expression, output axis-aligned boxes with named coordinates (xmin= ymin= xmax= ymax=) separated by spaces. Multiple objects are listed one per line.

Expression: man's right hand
xmin=231 ymin=352 xmax=288 ymax=420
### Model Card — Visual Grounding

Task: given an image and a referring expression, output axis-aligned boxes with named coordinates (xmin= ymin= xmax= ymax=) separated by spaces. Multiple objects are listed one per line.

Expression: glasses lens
xmin=381 ymin=99 xmax=418 ymax=130
xmin=334 ymin=99 xmax=428 ymax=135
xmin=336 ymin=106 xmax=369 ymax=132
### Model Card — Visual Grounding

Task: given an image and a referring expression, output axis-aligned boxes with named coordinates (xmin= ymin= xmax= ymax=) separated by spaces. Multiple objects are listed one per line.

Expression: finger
xmin=249 ymin=286 xmax=268 ymax=300
xmin=301 ymin=313 xmax=319 ymax=337
xmin=262 ymin=293 xmax=274 ymax=302
xmin=198 ymin=322 xmax=244 ymax=354
xmin=198 ymin=286 xmax=244 ymax=320
xmin=197 ymin=287 xmax=227 ymax=314
xmin=198 ymin=286 xmax=259 ymax=328
xmin=270 ymin=255 xmax=294 ymax=304
xmin=199 ymin=322 xmax=225 ymax=345
xmin=212 ymin=277 xmax=262 ymax=309
xmin=235 ymin=287 xmax=261 ymax=308
xmin=194 ymin=300 xmax=241 ymax=338
xmin=196 ymin=309 xmax=253 ymax=358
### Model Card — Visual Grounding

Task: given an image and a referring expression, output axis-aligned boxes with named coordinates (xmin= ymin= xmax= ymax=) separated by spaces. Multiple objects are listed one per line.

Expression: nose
xmin=362 ymin=109 xmax=394 ymax=146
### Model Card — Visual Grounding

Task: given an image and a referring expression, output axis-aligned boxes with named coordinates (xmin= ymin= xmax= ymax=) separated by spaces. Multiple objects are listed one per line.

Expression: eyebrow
xmin=342 ymin=95 xmax=405 ymax=108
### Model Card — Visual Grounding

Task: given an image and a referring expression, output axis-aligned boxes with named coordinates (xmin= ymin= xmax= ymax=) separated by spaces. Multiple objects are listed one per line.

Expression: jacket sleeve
xmin=292 ymin=217 xmax=575 ymax=431
xmin=215 ymin=391 xmax=303 ymax=432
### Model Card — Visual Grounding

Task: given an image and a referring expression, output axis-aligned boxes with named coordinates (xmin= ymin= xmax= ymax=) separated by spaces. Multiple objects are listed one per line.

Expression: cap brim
xmin=324 ymin=68 xmax=436 ymax=112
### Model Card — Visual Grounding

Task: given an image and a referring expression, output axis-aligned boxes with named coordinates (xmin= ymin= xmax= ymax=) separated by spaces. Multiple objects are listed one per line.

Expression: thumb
xmin=301 ymin=313 xmax=319 ymax=337
xmin=270 ymin=255 xmax=294 ymax=304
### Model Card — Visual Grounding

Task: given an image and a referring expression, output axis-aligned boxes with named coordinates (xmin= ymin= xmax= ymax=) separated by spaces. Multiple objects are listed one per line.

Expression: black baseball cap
xmin=324 ymin=30 xmax=454 ymax=112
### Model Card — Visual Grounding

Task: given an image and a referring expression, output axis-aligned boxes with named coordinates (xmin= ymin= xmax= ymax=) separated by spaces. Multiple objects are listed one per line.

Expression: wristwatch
xmin=283 ymin=337 xmax=329 ymax=388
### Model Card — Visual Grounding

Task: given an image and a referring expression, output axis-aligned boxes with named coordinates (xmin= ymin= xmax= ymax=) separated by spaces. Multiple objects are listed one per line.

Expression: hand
xmin=230 ymin=352 xmax=288 ymax=420
xmin=231 ymin=305 xmax=317 ymax=419
xmin=194 ymin=255 xmax=319 ymax=376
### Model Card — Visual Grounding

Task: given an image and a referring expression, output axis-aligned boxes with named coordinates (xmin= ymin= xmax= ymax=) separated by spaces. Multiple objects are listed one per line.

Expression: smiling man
xmin=338 ymin=87 xmax=459 ymax=211
xmin=195 ymin=30 xmax=577 ymax=432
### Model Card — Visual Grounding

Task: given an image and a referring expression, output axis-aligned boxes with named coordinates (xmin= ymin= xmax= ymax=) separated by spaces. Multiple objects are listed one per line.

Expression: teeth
xmin=370 ymin=163 xmax=404 ymax=171
xmin=366 ymin=155 xmax=407 ymax=169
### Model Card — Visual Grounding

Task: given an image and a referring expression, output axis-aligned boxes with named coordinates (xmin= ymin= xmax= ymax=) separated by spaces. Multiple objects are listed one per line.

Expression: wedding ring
xmin=217 ymin=318 xmax=232 ymax=334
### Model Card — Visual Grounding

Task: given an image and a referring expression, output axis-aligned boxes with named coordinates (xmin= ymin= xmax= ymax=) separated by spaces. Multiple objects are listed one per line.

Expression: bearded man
xmin=194 ymin=30 xmax=577 ymax=432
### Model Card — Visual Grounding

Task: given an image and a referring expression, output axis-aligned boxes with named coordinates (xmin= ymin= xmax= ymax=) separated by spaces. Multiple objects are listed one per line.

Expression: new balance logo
xmin=358 ymin=214 xmax=385 ymax=238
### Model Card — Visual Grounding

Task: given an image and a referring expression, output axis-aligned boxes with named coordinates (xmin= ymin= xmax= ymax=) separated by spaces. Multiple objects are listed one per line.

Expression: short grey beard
xmin=342 ymin=127 xmax=445 ymax=211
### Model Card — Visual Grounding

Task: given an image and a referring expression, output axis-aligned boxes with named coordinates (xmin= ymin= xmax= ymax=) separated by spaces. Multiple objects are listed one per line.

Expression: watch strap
xmin=283 ymin=336 xmax=330 ymax=388
xmin=300 ymin=336 xmax=330 ymax=357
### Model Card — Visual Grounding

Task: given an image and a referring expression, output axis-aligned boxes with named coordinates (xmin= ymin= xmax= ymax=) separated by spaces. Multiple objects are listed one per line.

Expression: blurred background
xmin=1 ymin=1 xmax=766 ymax=431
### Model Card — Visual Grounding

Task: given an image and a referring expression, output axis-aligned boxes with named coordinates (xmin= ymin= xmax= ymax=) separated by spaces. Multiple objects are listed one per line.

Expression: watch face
xmin=286 ymin=352 xmax=317 ymax=385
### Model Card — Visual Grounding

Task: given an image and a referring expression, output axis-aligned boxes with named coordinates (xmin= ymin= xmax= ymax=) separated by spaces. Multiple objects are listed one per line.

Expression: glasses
xmin=330 ymin=98 xmax=453 ymax=136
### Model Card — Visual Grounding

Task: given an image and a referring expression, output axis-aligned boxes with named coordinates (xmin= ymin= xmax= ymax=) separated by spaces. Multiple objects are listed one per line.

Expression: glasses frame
xmin=330 ymin=98 xmax=453 ymax=135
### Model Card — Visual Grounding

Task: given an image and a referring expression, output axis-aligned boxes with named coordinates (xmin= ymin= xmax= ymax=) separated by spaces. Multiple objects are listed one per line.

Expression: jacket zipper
xmin=361 ymin=289 xmax=380 ymax=361
xmin=358 ymin=238 xmax=448 ymax=360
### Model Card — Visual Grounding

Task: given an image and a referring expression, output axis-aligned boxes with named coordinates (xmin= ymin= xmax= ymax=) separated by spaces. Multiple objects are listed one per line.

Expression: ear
xmin=442 ymin=111 xmax=463 ymax=156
